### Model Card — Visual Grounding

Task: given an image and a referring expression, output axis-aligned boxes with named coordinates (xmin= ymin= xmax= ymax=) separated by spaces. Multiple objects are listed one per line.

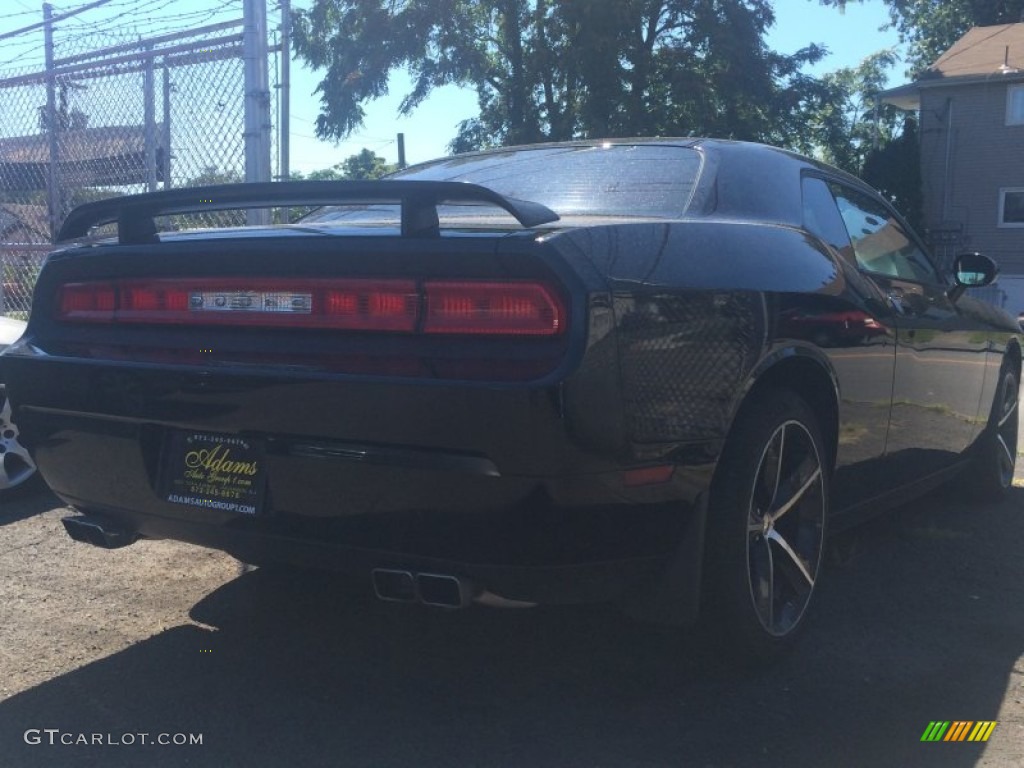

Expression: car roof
xmin=401 ymin=137 xmax=867 ymax=186
xmin=398 ymin=137 xmax=877 ymax=227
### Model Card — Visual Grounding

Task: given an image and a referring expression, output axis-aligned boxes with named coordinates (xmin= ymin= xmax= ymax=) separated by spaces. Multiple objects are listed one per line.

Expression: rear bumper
xmin=29 ymin=409 xmax=710 ymax=606
xmin=4 ymin=355 xmax=716 ymax=608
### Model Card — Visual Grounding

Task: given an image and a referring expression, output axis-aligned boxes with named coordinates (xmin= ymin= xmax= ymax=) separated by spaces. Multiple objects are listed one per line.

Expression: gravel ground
xmin=1 ymin=480 xmax=1024 ymax=768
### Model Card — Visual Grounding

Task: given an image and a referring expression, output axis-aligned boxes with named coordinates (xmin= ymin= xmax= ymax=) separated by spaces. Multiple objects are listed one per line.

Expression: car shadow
xmin=1 ymin=489 xmax=1022 ymax=767
xmin=0 ymin=485 xmax=62 ymax=527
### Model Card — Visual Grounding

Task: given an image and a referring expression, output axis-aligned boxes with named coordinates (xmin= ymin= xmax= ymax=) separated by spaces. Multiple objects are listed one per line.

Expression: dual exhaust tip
xmin=372 ymin=568 xmax=476 ymax=609
xmin=372 ymin=568 xmax=538 ymax=610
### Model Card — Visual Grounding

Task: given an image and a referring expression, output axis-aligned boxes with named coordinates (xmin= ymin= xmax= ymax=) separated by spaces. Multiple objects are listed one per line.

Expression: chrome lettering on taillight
xmin=188 ymin=291 xmax=313 ymax=314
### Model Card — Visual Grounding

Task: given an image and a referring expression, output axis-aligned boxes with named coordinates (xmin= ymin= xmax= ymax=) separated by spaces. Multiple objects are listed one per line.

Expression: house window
xmin=1008 ymin=84 xmax=1024 ymax=125
xmin=999 ymin=188 xmax=1024 ymax=227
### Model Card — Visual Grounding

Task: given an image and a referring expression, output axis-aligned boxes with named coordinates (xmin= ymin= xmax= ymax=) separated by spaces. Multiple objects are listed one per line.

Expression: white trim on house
xmin=998 ymin=187 xmax=1024 ymax=227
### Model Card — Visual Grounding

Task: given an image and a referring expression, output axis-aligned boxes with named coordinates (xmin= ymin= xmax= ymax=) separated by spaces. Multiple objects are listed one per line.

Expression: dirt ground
xmin=1 ymin=475 xmax=1024 ymax=767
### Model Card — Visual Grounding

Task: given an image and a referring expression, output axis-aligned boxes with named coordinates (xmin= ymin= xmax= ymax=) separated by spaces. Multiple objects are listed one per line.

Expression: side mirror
xmin=948 ymin=252 xmax=998 ymax=302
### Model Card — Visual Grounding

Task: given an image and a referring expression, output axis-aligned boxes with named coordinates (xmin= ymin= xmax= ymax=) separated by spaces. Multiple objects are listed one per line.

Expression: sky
xmin=0 ymin=0 xmax=903 ymax=172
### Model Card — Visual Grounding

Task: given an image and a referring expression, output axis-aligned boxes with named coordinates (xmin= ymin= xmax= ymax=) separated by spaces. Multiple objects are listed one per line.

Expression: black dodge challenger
xmin=1 ymin=139 xmax=1019 ymax=660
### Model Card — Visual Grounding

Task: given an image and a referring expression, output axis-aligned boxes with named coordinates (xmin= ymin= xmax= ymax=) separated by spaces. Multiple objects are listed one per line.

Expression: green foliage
xmin=292 ymin=0 xmax=827 ymax=151
xmin=288 ymin=150 xmax=395 ymax=181
xmin=863 ymin=117 xmax=923 ymax=230
xmin=340 ymin=148 xmax=396 ymax=179
xmin=791 ymin=49 xmax=903 ymax=174
xmin=186 ymin=166 xmax=244 ymax=187
xmin=293 ymin=166 xmax=343 ymax=181
xmin=282 ymin=150 xmax=396 ymax=221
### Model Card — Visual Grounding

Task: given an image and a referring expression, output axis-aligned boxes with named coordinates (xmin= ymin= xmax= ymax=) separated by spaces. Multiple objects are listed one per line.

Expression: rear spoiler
xmin=56 ymin=180 xmax=561 ymax=244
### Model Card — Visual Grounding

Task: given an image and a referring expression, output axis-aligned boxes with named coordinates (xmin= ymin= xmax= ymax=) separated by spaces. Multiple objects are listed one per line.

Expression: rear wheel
xmin=704 ymin=389 xmax=828 ymax=663
xmin=966 ymin=365 xmax=1019 ymax=501
xmin=0 ymin=384 xmax=39 ymax=499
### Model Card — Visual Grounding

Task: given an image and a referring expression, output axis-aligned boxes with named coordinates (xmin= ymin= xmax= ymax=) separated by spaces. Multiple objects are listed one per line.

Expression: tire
xmin=703 ymin=389 xmax=829 ymax=664
xmin=0 ymin=383 xmax=40 ymax=499
xmin=965 ymin=365 xmax=1019 ymax=502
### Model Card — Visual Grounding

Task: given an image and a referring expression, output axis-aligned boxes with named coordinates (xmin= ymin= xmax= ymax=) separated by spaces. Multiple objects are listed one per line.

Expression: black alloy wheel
xmin=705 ymin=389 xmax=828 ymax=662
xmin=968 ymin=366 xmax=1019 ymax=501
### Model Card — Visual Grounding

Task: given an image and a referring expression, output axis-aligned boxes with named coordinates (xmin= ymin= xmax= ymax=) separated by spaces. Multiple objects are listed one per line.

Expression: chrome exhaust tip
xmin=371 ymin=569 xmax=477 ymax=608
xmin=62 ymin=516 xmax=138 ymax=549
xmin=415 ymin=572 xmax=476 ymax=608
xmin=372 ymin=569 xmax=416 ymax=602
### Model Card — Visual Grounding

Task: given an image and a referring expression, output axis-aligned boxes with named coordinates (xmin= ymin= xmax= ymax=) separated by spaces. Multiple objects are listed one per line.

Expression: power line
xmin=0 ymin=0 xmax=115 ymax=43
xmin=54 ymin=0 xmax=236 ymax=43
xmin=62 ymin=0 xmax=238 ymax=31
xmin=0 ymin=8 xmax=41 ymax=22
xmin=0 ymin=4 xmax=244 ymax=79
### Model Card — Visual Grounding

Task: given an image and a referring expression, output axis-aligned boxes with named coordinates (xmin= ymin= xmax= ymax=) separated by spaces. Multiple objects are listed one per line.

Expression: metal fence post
xmin=243 ymin=0 xmax=272 ymax=225
xmin=279 ymin=0 xmax=290 ymax=182
xmin=143 ymin=43 xmax=158 ymax=192
xmin=162 ymin=65 xmax=173 ymax=188
xmin=43 ymin=3 xmax=61 ymax=243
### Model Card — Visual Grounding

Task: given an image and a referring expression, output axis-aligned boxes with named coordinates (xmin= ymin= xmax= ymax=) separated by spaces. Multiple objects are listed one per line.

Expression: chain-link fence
xmin=0 ymin=8 xmax=278 ymax=317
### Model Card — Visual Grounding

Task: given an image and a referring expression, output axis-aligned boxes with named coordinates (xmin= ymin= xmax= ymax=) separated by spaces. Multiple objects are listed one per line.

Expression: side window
xmin=827 ymin=183 xmax=939 ymax=284
xmin=801 ymin=176 xmax=854 ymax=256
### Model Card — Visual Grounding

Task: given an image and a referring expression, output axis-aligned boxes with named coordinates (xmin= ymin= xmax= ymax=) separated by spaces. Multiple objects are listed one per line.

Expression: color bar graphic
xmin=921 ymin=722 xmax=950 ymax=742
xmin=968 ymin=722 xmax=998 ymax=742
xmin=921 ymin=721 xmax=997 ymax=742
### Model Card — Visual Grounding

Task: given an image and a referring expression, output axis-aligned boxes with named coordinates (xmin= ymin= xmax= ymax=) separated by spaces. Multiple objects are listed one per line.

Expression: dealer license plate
xmin=159 ymin=431 xmax=266 ymax=515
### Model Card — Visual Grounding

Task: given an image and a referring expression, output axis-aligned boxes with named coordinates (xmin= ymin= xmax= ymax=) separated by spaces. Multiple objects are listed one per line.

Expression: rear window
xmin=306 ymin=144 xmax=702 ymax=226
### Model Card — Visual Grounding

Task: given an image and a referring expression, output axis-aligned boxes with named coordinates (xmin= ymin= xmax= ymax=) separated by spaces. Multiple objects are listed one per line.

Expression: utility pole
xmin=397 ymin=133 xmax=406 ymax=169
xmin=243 ymin=0 xmax=272 ymax=224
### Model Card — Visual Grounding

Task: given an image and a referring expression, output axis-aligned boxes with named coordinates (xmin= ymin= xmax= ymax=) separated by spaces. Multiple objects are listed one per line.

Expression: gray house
xmin=881 ymin=23 xmax=1024 ymax=310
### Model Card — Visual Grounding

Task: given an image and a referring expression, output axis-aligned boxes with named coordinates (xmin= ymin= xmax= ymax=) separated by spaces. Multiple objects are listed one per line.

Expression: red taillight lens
xmin=120 ymin=282 xmax=190 ymax=318
xmin=424 ymin=281 xmax=564 ymax=336
xmin=55 ymin=277 xmax=565 ymax=337
xmin=58 ymin=282 xmax=116 ymax=321
xmin=322 ymin=281 xmax=418 ymax=331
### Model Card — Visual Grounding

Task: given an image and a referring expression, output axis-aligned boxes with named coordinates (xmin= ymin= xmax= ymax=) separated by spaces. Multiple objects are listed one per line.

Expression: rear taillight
xmin=424 ymin=281 xmax=563 ymax=336
xmin=56 ymin=278 xmax=564 ymax=336
xmin=59 ymin=282 xmax=116 ymax=321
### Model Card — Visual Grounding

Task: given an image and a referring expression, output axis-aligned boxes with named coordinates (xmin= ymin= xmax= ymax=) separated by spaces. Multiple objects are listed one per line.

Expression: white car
xmin=0 ymin=316 xmax=37 ymax=496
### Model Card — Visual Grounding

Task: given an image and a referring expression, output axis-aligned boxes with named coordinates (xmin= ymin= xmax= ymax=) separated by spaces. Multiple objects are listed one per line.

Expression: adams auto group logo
xmin=921 ymin=721 xmax=997 ymax=742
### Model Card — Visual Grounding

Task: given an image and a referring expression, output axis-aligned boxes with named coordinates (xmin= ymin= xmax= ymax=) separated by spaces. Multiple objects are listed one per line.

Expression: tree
xmin=340 ymin=148 xmax=396 ymax=179
xmin=186 ymin=165 xmax=244 ymax=186
xmin=787 ymin=45 xmax=922 ymax=226
xmin=292 ymin=1 xmax=826 ymax=152
xmin=863 ymin=116 xmax=923 ymax=230
xmin=281 ymin=150 xmax=397 ymax=221
xmin=288 ymin=150 xmax=395 ymax=181
xmin=792 ymin=49 xmax=903 ymax=174
xmin=820 ymin=1 xmax=1024 ymax=76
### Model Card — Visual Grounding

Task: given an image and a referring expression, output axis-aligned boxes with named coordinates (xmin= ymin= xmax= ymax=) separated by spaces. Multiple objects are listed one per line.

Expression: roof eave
xmin=878 ymin=70 xmax=1024 ymax=110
